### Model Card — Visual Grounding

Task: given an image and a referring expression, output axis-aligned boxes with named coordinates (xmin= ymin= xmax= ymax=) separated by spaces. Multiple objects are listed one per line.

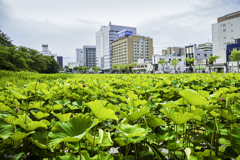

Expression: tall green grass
xmin=0 ymin=70 xmax=77 ymax=87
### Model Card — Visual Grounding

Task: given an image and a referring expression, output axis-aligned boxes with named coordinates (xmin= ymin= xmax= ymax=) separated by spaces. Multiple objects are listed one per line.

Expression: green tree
xmin=0 ymin=29 xmax=13 ymax=47
xmin=230 ymin=50 xmax=240 ymax=73
xmin=184 ymin=58 xmax=196 ymax=73
xmin=39 ymin=56 xmax=60 ymax=73
xmin=118 ymin=64 xmax=124 ymax=73
xmin=111 ymin=65 xmax=118 ymax=73
xmin=73 ymin=67 xmax=79 ymax=73
xmin=130 ymin=63 xmax=137 ymax=73
xmin=208 ymin=55 xmax=220 ymax=73
xmin=170 ymin=59 xmax=180 ymax=71
xmin=158 ymin=59 xmax=167 ymax=72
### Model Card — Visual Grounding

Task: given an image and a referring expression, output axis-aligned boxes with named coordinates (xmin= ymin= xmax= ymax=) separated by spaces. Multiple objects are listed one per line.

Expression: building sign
xmin=118 ymin=31 xmax=133 ymax=38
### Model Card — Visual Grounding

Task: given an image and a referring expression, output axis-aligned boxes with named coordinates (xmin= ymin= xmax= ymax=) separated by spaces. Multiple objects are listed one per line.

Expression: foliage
xmin=230 ymin=50 xmax=240 ymax=73
xmin=0 ymin=30 xmax=59 ymax=73
xmin=158 ymin=59 xmax=167 ymax=71
xmin=0 ymin=72 xmax=240 ymax=159
xmin=170 ymin=59 xmax=179 ymax=70
xmin=208 ymin=55 xmax=220 ymax=64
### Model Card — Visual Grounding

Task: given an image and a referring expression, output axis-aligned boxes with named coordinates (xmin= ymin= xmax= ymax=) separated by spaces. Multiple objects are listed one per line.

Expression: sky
xmin=0 ymin=0 xmax=240 ymax=65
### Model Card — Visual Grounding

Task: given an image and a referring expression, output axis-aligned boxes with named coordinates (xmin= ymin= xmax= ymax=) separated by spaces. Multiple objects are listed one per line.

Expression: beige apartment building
xmin=112 ymin=35 xmax=153 ymax=65
xmin=162 ymin=47 xmax=184 ymax=56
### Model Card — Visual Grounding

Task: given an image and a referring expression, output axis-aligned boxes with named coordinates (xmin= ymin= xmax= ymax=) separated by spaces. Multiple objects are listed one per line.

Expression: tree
xmin=184 ymin=58 xmax=196 ymax=73
xmin=229 ymin=50 xmax=240 ymax=73
xmin=73 ymin=67 xmax=79 ymax=73
xmin=124 ymin=65 xmax=130 ymax=73
xmin=130 ymin=63 xmax=137 ymax=73
xmin=158 ymin=59 xmax=167 ymax=72
xmin=111 ymin=65 xmax=118 ymax=73
xmin=170 ymin=59 xmax=179 ymax=72
xmin=208 ymin=55 xmax=220 ymax=73
xmin=118 ymin=64 xmax=124 ymax=73
xmin=0 ymin=29 xmax=13 ymax=47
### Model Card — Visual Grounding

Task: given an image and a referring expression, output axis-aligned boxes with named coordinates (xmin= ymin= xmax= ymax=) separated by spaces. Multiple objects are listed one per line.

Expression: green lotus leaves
xmin=11 ymin=90 xmax=27 ymax=99
xmin=0 ymin=103 xmax=11 ymax=112
xmin=53 ymin=104 xmax=63 ymax=110
xmin=92 ymin=152 xmax=114 ymax=160
xmin=0 ymin=119 xmax=14 ymax=140
xmin=99 ymin=129 xmax=113 ymax=147
xmin=55 ymin=113 xmax=72 ymax=122
xmin=26 ymin=121 xmax=48 ymax=131
xmin=120 ymin=106 xmax=150 ymax=121
xmin=221 ymin=110 xmax=237 ymax=121
xmin=31 ymin=111 xmax=49 ymax=119
xmin=48 ymin=114 xmax=98 ymax=147
xmin=55 ymin=99 xmax=71 ymax=106
xmin=146 ymin=115 xmax=166 ymax=128
xmin=116 ymin=124 xmax=146 ymax=138
xmin=231 ymin=124 xmax=240 ymax=154
xmin=174 ymin=98 xmax=188 ymax=105
xmin=29 ymin=131 xmax=50 ymax=149
xmin=57 ymin=153 xmax=78 ymax=160
xmin=86 ymin=132 xmax=99 ymax=146
xmin=10 ymin=131 xmax=33 ymax=141
xmin=161 ymin=109 xmax=194 ymax=125
xmin=5 ymin=115 xmax=17 ymax=124
xmin=29 ymin=101 xmax=45 ymax=109
xmin=180 ymin=89 xmax=209 ymax=105
xmin=86 ymin=100 xmax=118 ymax=121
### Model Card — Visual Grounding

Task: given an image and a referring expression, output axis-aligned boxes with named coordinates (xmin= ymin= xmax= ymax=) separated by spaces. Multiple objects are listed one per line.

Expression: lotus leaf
xmin=180 ymin=89 xmax=209 ymax=105
xmin=161 ymin=109 xmax=194 ymax=125
xmin=11 ymin=90 xmax=27 ymax=99
xmin=0 ymin=103 xmax=11 ymax=112
xmin=99 ymin=129 xmax=113 ymax=147
xmin=117 ymin=124 xmax=146 ymax=138
xmin=31 ymin=111 xmax=49 ymax=119
xmin=86 ymin=100 xmax=118 ymax=121
xmin=231 ymin=124 xmax=240 ymax=155
xmin=92 ymin=152 xmax=114 ymax=160
xmin=48 ymin=114 xmax=97 ymax=147
xmin=120 ymin=106 xmax=150 ymax=121
xmin=0 ymin=119 xmax=14 ymax=140
xmin=55 ymin=113 xmax=72 ymax=122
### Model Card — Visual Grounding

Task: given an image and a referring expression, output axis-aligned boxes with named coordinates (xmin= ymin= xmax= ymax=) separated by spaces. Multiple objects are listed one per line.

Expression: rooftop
xmin=217 ymin=10 xmax=240 ymax=23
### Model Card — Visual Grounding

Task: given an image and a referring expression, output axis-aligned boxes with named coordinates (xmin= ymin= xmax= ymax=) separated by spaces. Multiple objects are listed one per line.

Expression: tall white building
xmin=212 ymin=11 xmax=240 ymax=63
xmin=95 ymin=22 xmax=136 ymax=71
xmin=40 ymin=44 xmax=57 ymax=61
xmin=76 ymin=48 xmax=83 ymax=66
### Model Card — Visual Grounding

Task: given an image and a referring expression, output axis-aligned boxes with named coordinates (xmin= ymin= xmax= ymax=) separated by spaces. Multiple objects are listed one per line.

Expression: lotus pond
xmin=1 ymin=73 xmax=240 ymax=160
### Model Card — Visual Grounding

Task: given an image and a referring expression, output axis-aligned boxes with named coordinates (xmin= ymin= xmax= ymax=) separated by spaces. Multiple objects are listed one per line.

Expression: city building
xmin=225 ymin=38 xmax=240 ymax=72
xmin=40 ymin=44 xmax=57 ymax=61
xmin=112 ymin=34 xmax=153 ymax=66
xmin=162 ymin=50 xmax=168 ymax=55
xmin=185 ymin=44 xmax=212 ymax=59
xmin=57 ymin=56 xmax=63 ymax=68
xmin=212 ymin=10 xmax=240 ymax=63
xmin=83 ymin=45 xmax=96 ymax=67
xmin=76 ymin=48 xmax=83 ymax=67
xmin=96 ymin=22 xmax=137 ymax=72
xmin=197 ymin=42 xmax=213 ymax=51
xmin=152 ymin=54 xmax=185 ymax=73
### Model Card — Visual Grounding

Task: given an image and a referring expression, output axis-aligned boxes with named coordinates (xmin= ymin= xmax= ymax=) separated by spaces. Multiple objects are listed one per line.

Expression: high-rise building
xmin=95 ymin=22 xmax=136 ymax=71
xmin=83 ymin=45 xmax=96 ymax=67
xmin=76 ymin=48 xmax=83 ymax=66
xmin=57 ymin=56 xmax=63 ymax=68
xmin=112 ymin=34 xmax=153 ymax=65
xmin=197 ymin=42 xmax=213 ymax=51
xmin=40 ymin=44 xmax=57 ymax=61
xmin=212 ymin=10 xmax=240 ymax=63
xmin=167 ymin=47 xmax=184 ymax=56
xmin=184 ymin=44 xmax=212 ymax=60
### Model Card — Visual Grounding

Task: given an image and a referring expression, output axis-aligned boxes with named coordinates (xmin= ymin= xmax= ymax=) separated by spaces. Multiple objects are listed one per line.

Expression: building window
xmin=229 ymin=49 xmax=231 ymax=52
xmin=210 ymin=54 xmax=212 ymax=56
xmin=204 ymin=54 xmax=207 ymax=57
xmin=232 ymin=37 xmax=233 ymax=39
xmin=197 ymin=53 xmax=200 ymax=56
xmin=223 ymin=24 xmax=226 ymax=27
xmin=179 ymin=59 xmax=181 ymax=61
xmin=223 ymin=37 xmax=226 ymax=39
xmin=231 ymin=30 xmax=233 ymax=32
xmin=223 ymin=29 xmax=226 ymax=32
xmin=169 ymin=59 xmax=171 ymax=61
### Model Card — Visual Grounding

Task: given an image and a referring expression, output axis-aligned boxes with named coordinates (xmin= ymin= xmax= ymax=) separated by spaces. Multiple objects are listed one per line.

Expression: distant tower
xmin=109 ymin=21 xmax=112 ymax=25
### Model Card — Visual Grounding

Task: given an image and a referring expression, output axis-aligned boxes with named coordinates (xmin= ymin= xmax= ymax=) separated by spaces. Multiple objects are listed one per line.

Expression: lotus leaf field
xmin=1 ymin=72 xmax=240 ymax=159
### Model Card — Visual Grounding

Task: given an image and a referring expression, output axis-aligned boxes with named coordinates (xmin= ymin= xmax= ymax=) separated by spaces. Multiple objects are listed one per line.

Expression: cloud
xmin=137 ymin=0 xmax=240 ymax=54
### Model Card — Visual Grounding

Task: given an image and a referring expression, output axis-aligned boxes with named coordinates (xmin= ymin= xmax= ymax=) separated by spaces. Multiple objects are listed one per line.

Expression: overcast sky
xmin=1 ymin=0 xmax=240 ymax=65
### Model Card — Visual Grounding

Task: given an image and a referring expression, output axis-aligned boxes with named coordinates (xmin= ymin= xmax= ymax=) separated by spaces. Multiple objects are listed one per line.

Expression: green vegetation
xmin=230 ymin=50 xmax=240 ymax=73
xmin=0 ymin=29 xmax=59 ymax=73
xmin=184 ymin=58 xmax=196 ymax=73
xmin=158 ymin=59 xmax=167 ymax=71
xmin=1 ymin=72 xmax=240 ymax=159
xmin=170 ymin=59 xmax=179 ymax=71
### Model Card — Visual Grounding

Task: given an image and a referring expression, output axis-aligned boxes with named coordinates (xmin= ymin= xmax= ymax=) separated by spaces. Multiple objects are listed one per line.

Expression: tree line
xmin=0 ymin=29 xmax=60 ymax=73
